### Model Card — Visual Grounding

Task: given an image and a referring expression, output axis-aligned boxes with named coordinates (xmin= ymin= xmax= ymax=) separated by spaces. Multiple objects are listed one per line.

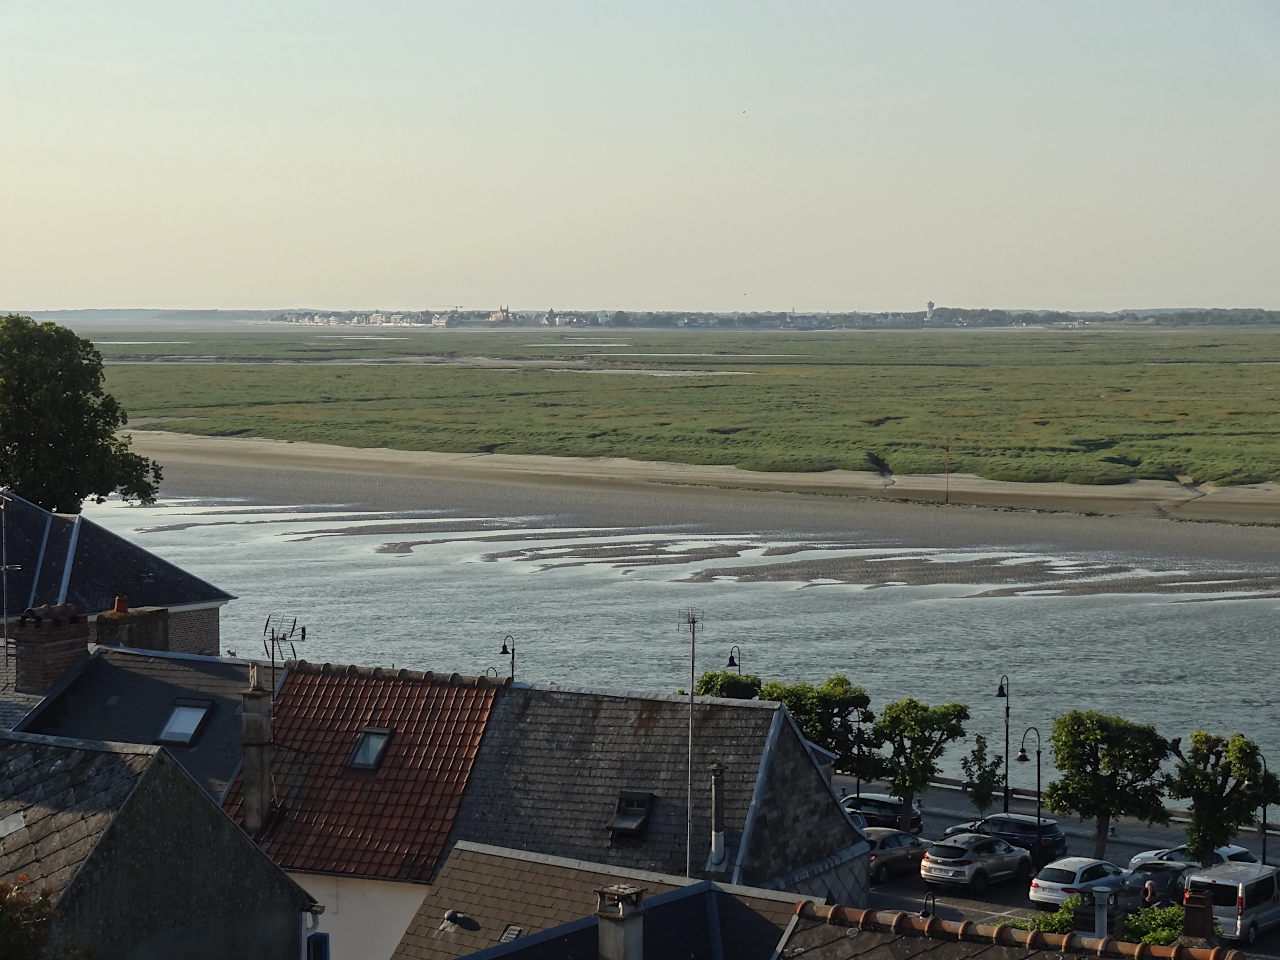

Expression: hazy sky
xmin=4 ymin=1 xmax=1277 ymax=312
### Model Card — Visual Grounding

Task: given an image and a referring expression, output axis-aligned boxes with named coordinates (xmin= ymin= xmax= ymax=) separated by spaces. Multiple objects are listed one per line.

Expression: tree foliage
xmin=0 ymin=314 xmax=161 ymax=513
xmin=960 ymin=733 xmax=1004 ymax=817
xmin=0 ymin=874 xmax=53 ymax=960
xmin=1043 ymin=711 xmax=1170 ymax=859
xmin=870 ymin=697 xmax=969 ymax=831
xmin=1165 ymin=731 xmax=1280 ymax=865
xmin=759 ymin=674 xmax=871 ymax=771
xmin=694 ymin=669 xmax=763 ymax=700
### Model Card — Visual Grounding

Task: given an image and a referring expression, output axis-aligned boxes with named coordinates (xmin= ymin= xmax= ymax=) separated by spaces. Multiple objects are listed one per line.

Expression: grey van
xmin=1185 ymin=862 xmax=1280 ymax=945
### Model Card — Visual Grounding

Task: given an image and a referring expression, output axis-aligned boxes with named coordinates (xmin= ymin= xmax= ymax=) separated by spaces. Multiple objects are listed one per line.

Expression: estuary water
xmin=82 ymin=482 xmax=1280 ymax=782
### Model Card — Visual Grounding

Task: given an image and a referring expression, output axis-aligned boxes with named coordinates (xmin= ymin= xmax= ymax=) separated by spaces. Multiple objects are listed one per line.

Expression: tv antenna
xmin=261 ymin=613 xmax=306 ymax=700
xmin=678 ymin=607 xmax=704 ymax=878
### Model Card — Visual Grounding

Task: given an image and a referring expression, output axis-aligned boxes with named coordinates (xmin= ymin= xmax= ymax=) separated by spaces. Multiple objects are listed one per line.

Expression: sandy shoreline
xmin=130 ymin=430 xmax=1280 ymax=525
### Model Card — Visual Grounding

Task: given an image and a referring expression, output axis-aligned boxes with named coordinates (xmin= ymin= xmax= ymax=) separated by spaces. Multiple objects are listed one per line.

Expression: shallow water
xmin=83 ymin=494 xmax=1280 ymax=780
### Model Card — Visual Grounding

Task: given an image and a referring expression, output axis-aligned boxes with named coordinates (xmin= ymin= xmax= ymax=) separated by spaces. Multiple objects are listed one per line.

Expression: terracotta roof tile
xmin=224 ymin=661 xmax=505 ymax=882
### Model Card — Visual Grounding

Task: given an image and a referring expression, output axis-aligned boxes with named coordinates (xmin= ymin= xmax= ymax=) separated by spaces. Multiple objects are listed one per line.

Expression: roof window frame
xmin=157 ymin=698 xmax=214 ymax=746
xmin=348 ymin=726 xmax=394 ymax=770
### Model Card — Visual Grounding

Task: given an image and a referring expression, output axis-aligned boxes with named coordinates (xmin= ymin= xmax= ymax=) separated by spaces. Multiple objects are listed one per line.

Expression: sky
xmin=3 ymin=1 xmax=1277 ymax=313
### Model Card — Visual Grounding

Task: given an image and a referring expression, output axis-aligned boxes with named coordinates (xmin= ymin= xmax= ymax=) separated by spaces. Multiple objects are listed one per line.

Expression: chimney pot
xmin=113 ymin=596 xmax=128 ymax=614
xmin=596 ymin=885 xmax=645 ymax=960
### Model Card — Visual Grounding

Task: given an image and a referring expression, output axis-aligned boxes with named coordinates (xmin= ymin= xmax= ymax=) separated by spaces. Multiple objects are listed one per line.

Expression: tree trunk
xmin=900 ymin=789 xmax=915 ymax=833
xmin=1093 ymin=812 xmax=1111 ymax=860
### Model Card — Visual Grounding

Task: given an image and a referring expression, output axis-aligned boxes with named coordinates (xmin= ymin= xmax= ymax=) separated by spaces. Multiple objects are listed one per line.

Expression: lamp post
xmin=1016 ymin=726 xmax=1042 ymax=844
xmin=500 ymin=635 xmax=515 ymax=680
xmin=726 ymin=645 xmax=742 ymax=675
xmin=996 ymin=675 xmax=1010 ymax=813
xmin=1260 ymin=751 xmax=1270 ymax=865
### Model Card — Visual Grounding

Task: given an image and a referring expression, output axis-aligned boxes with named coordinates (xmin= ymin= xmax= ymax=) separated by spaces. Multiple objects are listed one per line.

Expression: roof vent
xmin=608 ymin=791 xmax=654 ymax=838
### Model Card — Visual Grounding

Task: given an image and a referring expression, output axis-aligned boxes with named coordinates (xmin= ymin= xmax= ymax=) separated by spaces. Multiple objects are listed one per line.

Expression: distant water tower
xmin=926 ymin=300 xmax=935 ymax=321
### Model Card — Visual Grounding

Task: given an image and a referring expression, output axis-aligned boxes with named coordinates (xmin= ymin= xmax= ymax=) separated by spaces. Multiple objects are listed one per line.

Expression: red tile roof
xmin=224 ymin=661 xmax=504 ymax=882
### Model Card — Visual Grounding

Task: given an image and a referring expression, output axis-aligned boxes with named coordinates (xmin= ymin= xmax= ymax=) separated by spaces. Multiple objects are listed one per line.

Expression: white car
xmin=1029 ymin=857 xmax=1124 ymax=907
xmin=1127 ymin=843 xmax=1258 ymax=870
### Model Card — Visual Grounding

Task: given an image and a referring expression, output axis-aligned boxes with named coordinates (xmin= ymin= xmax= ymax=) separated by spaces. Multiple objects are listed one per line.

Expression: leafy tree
xmin=960 ymin=733 xmax=1004 ymax=817
xmin=0 ymin=315 xmax=161 ymax=513
xmin=760 ymin=674 xmax=871 ymax=771
xmin=1165 ymin=731 xmax=1280 ymax=866
xmin=869 ymin=697 xmax=969 ymax=831
xmin=1042 ymin=711 xmax=1170 ymax=859
xmin=0 ymin=874 xmax=53 ymax=960
xmin=694 ymin=669 xmax=762 ymax=700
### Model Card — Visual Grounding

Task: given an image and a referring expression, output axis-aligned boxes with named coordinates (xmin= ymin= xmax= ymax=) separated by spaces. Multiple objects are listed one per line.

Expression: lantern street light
xmin=1016 ymin=726 xmax=1043 ymax=839
xmin=500 ymin=635 xmax=516 ymax=680
xmin=726 ymin=645 xmax=742 ymax=675
xmin=996 ymin=675 xmax=1011 ymax=813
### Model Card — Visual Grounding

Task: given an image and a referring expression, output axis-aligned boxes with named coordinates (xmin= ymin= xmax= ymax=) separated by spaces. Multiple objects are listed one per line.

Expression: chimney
xmin=94 ymin=604 xmax=169 ymax=651
xmin=708 ymin=763 xmax=727 ymax=871
xmin=12 ymin=604 xmax=89 ymax=694
xmin=241 ymin=663 xmax=273 ymax=833
xmin=595 ymin=884 xmax=644 ymax=960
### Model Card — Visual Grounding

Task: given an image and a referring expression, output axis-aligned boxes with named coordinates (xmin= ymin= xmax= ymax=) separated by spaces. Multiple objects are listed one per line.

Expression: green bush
xmin=1005 ymin=895 xmax=1081 ymax=934
xmin=1123 ymin=905 xmax=1184 ymax=946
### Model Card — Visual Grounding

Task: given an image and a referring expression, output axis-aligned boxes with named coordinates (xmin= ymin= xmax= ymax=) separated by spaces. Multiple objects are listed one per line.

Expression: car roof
xmin=986 ymin=813 xmax=1059 ymax=826
xmin=936 ymin=833 xmax=992 ymax=846
xmin=857 ymin=792 xmax=907 ymax=804
xmin=1042 ymin=857 xmax=1111 ymax=872
xmin=1187 ymin=862 xmax=1279 ymax=883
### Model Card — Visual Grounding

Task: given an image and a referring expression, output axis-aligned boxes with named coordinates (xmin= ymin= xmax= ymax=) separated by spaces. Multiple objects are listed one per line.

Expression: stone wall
xmin=168 ymin=607 xmax=221 ymax=656
xmin=92 ymin=605 xmax=221 ymax=657
xmin=12 ymin=607 xmax=90 ymax=694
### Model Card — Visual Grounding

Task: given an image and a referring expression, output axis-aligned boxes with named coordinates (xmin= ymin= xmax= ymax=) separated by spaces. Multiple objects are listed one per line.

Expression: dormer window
xmin=608 ymin=791 xmax=654 ymax=838
xmin=349 ymin=727 xmax=393 ymax=770
xmin=158 ymin=699 xmax=213 ymax=745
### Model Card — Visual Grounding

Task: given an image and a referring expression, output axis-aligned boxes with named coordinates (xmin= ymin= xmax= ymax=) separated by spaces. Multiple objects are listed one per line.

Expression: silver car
xmin=921 ymin=832 xmax=1031 ymax=894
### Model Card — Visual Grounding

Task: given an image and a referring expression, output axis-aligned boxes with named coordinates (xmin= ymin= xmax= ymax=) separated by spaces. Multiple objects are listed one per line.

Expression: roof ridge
xmin=96 ymin=644 xmax=264 ymax=666
xmin=285 ymin=659 xmax=511 ymax=689
xmin=0 ymin=729 xmax=162 ymax=758
xmin=794 ymin=903 xmax=1247 ymax=960
xmin=522 ymin=680 xmax=783 ymax=710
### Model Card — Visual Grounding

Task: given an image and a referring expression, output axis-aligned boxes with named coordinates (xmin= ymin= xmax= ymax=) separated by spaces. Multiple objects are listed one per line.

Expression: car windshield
xmin=1038 ymin=868 xmax=1077 ymax=883
xmin=929 ymin=844 xmax=969 ymax=860
xmin=1228 ymin=850 xmax=1259 ymax=862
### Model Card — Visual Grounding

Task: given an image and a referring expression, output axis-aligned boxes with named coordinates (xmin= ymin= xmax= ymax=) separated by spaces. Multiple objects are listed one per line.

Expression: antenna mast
xmin=1 ymin=494 xmax=20 ymax=650
xmin=679 ymin=607 xmax=703 ymax=879
xmin=261 ymin=614 xmax=306 ymax=701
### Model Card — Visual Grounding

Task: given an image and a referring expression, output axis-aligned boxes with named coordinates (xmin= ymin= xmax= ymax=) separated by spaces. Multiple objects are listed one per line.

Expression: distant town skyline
xmin=3 ymin=1 xmax=1277 ymax=312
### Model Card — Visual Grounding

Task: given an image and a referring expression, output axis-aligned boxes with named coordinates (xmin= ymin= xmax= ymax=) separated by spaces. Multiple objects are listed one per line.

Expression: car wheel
xmin=969 ymin=872 xmax=987 ymax=896
xmin=1245 ymin=923 xmax=1258 ymax=945
xmin=873 ymin=862 xmax=891 ymax=884
xmin=1015 ymin=860 xmax=1031 ymax=882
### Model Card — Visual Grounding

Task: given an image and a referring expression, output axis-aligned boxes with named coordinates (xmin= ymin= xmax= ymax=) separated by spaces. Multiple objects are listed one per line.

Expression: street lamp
xmin=996 ymin=675 xmax=1010 ymax=813
xmin=1016 ymin=726 xmax=1042 ymax=844
xmin=1257 ymin=750 xmax=1270 ymax=865
xmin=499 ymin=635 xmax=515 ymax=680
xmin=726 ymin=645 xmax=742 ymax=675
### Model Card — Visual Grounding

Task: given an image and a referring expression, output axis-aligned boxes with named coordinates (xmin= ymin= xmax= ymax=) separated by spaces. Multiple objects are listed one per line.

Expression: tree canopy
xmin=0 ymin=315 xmax=161 ymax=512
xmin=760 ymin=674 xmax=871 ymax=771
xmin=870 ymin=697 xmax=969 ymax=830
xmin=1165 ymin=731 xmax=1280 ymax=865
xmin=694 ymin=669 xmax=763 ymax=701
xmin=1043 ymin=710 xmax=1170 ymax=859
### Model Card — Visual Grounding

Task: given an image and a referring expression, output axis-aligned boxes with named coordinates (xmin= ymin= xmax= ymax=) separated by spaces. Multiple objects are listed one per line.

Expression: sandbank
xmin=130 ymin=430 xmax=1280 ymax=525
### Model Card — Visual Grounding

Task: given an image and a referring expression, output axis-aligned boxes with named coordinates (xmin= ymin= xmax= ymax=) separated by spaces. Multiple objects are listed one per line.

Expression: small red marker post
xmin=943 ymin=446 xmax=950 ymax=504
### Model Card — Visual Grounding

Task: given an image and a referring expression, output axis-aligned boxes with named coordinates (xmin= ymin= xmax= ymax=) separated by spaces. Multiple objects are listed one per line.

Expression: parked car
xmin=944 ymin=813 xmax=1068 ymax=866
xmin=1184 ymin=862 xmax=1280 ymax=945
xmin=920 ymin=832 xmax=1031 ymax=894
xmin=1029 ymin=857 xmax=1125 ymax=908
xmin=841 ymin=793 xmax=924 ymax=834
xmin=1108 ymin=860 xmax=1195 ymax=912
xmin=864 ymin=827 xmax=931 ymax=884
xmin=1127 ymin=843 xmax=1258 ymax=870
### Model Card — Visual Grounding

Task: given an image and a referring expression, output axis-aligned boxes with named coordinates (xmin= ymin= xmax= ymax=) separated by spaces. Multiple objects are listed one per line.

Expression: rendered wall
xmin=292 ymin=872 xmax=428 ymax=960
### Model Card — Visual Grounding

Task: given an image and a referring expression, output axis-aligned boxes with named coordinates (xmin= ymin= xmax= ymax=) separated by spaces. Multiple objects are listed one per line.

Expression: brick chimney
xmin=241 ymin=664 xmax=273 ymax=833
xmin=595 ymin=885 xmax=645 ymax=960
xmin=94 ymin=603 xmax=170 ymax=651
xmin=12 ymin=604 xmax=89 ymax=694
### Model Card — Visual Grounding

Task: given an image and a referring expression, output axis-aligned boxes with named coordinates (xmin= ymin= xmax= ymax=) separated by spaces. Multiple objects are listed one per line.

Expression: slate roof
xmin=447 ymin=685 xmax=784 ymax=879
xmin=0 ymin=490 xmax=234 ymax=618
xmin=775 ymin=902 xmax=1248 ymax=960
xmin=15 ymin=646 xmax=255 ymax=799
xmin=0 ymin=731 xmax=154 ymax=899
xmin=223 ymin=661 xmax=504 ymax=882
xmin=393 ymin=841 xmax=801 ymax=960
xmin=0 ymin=664 xmax=43 ymax=730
